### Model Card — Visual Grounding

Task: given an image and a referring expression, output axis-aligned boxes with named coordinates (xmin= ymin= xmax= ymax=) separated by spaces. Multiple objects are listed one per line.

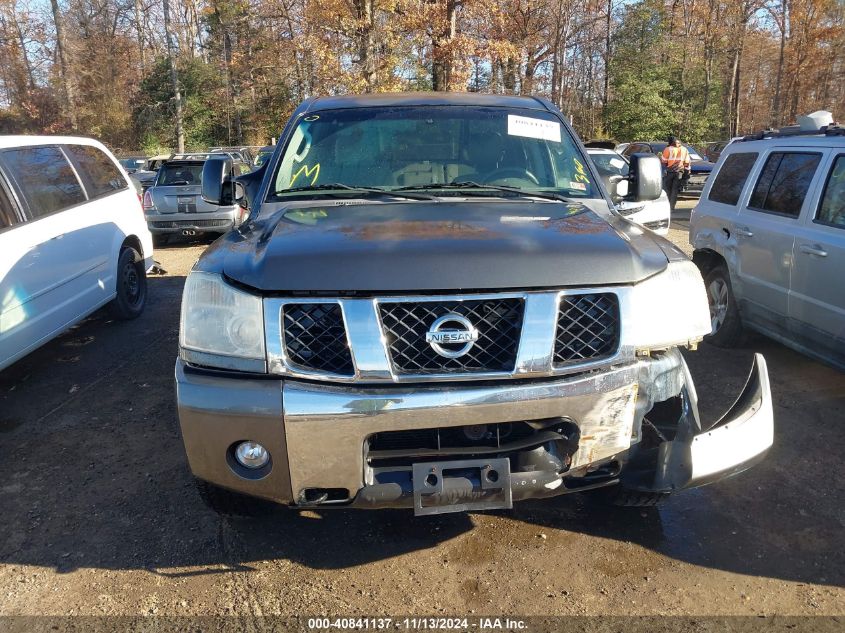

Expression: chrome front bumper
xmin=175 ymin=352 xmax=773 ymax=508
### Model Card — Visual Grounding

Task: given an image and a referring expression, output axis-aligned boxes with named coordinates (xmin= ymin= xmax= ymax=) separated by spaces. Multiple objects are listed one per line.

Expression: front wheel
xmin=109 ymin=246 xmax=147 ymax=320
xmin=703 ymin=265 xmax=744 ymax=347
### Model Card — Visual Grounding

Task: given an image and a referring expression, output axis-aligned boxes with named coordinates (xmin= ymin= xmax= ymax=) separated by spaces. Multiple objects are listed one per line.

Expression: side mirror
xmin=628 ymin=153 xmax=662 ymax=202
xmin=202 ymin=157 xmax=236 ymax=205
xmin=234 ymin=181 xmax=247 ymax=208
xmin=599 ymin=173 xmax=629 ymax=202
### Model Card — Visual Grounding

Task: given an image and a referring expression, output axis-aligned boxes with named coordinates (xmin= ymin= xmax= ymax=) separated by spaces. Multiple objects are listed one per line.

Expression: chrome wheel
xmin=707 ymin=278 xmax=729 ymax=334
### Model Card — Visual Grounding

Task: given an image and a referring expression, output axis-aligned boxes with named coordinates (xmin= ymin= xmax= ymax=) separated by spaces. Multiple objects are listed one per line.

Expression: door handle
xmin=734 ymin=226 xmax=754 ymax=237
xmin=799 ymin=244 xmax=828 ymax=257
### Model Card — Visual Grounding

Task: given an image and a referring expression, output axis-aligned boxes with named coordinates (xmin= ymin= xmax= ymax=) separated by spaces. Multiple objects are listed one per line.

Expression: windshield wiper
xmin=394 ymin=181 xmax=579 ymax=203
xmin=274 ymin=183 xmax=436 ymax=201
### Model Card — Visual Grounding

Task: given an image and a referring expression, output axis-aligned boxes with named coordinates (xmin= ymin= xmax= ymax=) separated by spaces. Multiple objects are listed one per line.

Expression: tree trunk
xmin=134 ymin=0 xmax=146 ymax=76
xmin=602 ymin=0 xmax=611 ymax=126
xmin=432 ymin=0 xmax=458 ymax=91
xmin=353 ymin=0 xmax=376 ymax=91
xmin=49 ymin=0 xmax=77 ymax=129
xmin=163 ymin=0 xmax=185 ymax=152
xmin=730 ymin=37 xmax=744 ymax=137
xmin=771 ymin=0 xmax=788 ymax=127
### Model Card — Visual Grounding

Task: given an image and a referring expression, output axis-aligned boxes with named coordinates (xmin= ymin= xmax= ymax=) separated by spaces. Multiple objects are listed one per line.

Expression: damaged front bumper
xmin=648 ymin=353 xmax=773 ymax=491
xmin=175 ymin=350 xmax=773 ymax=513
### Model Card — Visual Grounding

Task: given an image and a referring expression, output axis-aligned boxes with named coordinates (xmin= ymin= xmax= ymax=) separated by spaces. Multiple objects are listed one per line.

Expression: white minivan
xmin=0 ymin=136 xmax=154 ymax=371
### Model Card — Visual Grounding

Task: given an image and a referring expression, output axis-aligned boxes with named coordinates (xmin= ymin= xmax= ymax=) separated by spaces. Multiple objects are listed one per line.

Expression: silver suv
xmin=142 ymin=156 xmax=249 ymax=244
xmin=690 ymin=125 xmax=845 ymax=370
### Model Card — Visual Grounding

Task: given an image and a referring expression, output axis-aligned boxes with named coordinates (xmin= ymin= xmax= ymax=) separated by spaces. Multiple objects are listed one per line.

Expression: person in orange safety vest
xmin=660 ymin=136 xmax=691 ymax=211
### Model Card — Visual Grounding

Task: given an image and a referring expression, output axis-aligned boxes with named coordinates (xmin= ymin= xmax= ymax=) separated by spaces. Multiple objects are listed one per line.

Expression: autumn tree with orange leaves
xmin=0 ymin=0 xmax=842 ymax=150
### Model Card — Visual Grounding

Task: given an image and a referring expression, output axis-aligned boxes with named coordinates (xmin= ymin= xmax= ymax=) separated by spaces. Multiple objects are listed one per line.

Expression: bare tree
xmin=163 ymin=0 xmax=185 ymax=152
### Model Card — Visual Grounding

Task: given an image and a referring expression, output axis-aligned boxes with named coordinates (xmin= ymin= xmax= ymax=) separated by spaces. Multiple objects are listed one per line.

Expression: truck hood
xmin=207 ymin=199 xmax=669 ymax=292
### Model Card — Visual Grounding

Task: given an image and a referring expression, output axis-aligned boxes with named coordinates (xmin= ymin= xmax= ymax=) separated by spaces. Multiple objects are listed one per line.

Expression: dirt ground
xmin=1 ymin=203 xmax=843 ymax=619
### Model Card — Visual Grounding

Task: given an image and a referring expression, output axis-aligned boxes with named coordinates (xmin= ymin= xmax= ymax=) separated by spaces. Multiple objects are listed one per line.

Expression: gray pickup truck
xmin=175 ymin=93 xmax=774 ymax=517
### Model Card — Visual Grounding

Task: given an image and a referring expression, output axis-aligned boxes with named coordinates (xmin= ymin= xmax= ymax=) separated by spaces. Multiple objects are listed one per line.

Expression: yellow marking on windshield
xmin=289 ymin=163 xmax=320 ymax=187
xmin=573 ymin=158 xmax=591 ymax=184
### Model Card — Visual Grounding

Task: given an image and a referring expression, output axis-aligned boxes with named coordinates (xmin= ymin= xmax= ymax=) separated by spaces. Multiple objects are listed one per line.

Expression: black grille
xmin=554 ymin=293 xmax=620 ymax=365
xmin=370 ymin=423 xmax=536 ymax=453
xmin=378 ymin=298 xmax=523 ymax=375
xmin=282 ymin=303 xmax=354 ymax=375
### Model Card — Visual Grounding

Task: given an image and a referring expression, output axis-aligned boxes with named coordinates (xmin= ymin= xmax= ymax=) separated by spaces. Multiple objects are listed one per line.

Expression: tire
xmin=109 ymin=246 xmax=147 ymax=320
xmin=152 ymin=233 xmax=169 ymax=247
xmin=586 ymin=484 xmax=668 ymax=507
xmin=194 ymin=479 xmax=277 ymax=518
xmin=703 ymin=264 xmax=744 ymax=347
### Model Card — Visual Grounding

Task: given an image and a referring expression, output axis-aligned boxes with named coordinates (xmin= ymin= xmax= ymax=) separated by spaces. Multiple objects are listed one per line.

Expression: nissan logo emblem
xmin=425 ymin=314 xmax=479 ymax=358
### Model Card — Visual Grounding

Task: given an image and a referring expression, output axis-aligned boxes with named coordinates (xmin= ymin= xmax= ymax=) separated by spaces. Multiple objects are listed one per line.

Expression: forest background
xmin=1 ymin=0 xmax=842 ymax=153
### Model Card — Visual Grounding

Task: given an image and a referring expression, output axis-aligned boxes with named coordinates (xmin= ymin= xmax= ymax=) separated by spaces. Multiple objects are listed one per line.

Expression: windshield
xmin=157 ymin=163 xmax=203 ymax=186
xmin=588 ymin=152 xmax=629 ymax=178
xmin=268 ymin=106 xmax=597 ymax=204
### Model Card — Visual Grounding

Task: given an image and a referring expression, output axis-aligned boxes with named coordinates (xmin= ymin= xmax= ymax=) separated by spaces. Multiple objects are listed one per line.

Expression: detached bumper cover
xmin=650 ymin=353 xmax=773 ymax=491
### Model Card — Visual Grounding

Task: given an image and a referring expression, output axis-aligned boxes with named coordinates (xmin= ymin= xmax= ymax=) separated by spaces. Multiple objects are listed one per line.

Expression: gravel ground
xmin=1 ymin=205 xmax=843 ymax=620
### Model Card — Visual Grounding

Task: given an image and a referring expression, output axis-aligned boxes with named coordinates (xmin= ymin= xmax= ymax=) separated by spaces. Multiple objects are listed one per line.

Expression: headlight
xmin=179 ymin=272 xmax=266 ymax=372
xmin=625 ymin=260 xmax=711 ymax=351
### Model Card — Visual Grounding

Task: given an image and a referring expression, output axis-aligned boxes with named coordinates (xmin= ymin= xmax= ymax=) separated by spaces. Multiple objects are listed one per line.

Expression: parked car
xmin=623 ymin=141 xmax=715 ymax=198
xmin=118 ymin=156 xmax=148 ymax=173
xmin=583 ymin=139 xmax=617 ymax=150
xmin=703 ymin=138 xmax=744 ymax=163
xmin=615 ymin=142 xmax=630 ymax=154
xmin=209 ymin=146 xmax=257 ymax=165
xmin=586 ymin=147 xmax=671 ymax=235
xmin=703 ymin=141 xmax=728 ymax=163
xmin=175 ymin=92 xmax=773 ymax=517
xmin=142 ymin=156 xmax=249 ymax=244
xmin=145 ymin=154 xmax=171 ymax=172
xmin=690 ymin=125 xmax=845 ymax=370
xmin=128 ymin=169 xmax=158 ymax=195
xmin=0 ymin=136 xmax=153 ymax=371
xmin=254 ymin=145 xmax=275 ymax=167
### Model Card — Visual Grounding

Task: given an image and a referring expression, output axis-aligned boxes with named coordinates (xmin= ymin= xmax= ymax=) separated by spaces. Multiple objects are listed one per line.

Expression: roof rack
xmin=167 ymin=151 xmax=229 ymax=161
xmin=739 ymin=124 xmax=845 ymax=142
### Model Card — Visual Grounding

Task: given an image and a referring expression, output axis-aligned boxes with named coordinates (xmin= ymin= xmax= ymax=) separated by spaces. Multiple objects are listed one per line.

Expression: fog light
xmin=234 ymin=441 xmax=269 ymax=469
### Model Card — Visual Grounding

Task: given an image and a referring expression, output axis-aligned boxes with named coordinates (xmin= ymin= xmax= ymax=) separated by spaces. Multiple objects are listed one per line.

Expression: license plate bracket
xmin=412 ymin=458 xmax=512 ymax=516
xmin=177 ymin=196 xmax=196 ymax=213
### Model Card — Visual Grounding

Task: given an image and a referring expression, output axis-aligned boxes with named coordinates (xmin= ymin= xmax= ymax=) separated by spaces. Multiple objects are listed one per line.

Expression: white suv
xmin=690 ymin=127 xmax=845 ymax=369
xmin=0 ymin=136 xmax=153 ymax=371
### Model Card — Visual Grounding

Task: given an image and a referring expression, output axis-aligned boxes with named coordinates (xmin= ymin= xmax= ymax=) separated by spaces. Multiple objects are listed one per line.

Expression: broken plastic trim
xmin=649 ymin=353 xmax=773 ymax=492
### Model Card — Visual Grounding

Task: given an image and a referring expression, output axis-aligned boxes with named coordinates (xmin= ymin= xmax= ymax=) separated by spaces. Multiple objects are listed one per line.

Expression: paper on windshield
xmin=507 ymin=115 xmax=561 ymax=143
xmin=609 ymin=158 xmax=626 ymax=169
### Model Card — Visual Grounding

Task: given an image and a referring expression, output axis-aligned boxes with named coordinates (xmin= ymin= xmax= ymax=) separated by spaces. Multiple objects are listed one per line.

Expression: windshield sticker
xmin=568 ymin=181 xmax=587 ymax=191
xmin=609 ymin=158 xmax=626 ymax=169
xmin=289 ymin=163 xmax=320 ymax=187
xmin=507 ymin=115 xmax=561 ymax=143
xmin=572 ymin=158 xmax=591 ymax=185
